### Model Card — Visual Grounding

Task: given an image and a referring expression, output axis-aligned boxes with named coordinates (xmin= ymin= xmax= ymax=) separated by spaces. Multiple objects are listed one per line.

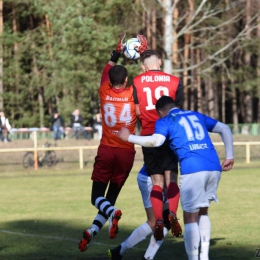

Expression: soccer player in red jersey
xmin=133 ymin=48 xmax=184 ymax=241
xmin=78 ymin=34 xmax=139 ymax=252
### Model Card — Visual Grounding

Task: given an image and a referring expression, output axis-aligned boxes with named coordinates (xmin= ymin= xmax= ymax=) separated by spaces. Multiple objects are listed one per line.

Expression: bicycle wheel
xmin=23 ymin=152 xmax=35 ymax=168
xmin=47 ymin=151 xmax=57 ymax=167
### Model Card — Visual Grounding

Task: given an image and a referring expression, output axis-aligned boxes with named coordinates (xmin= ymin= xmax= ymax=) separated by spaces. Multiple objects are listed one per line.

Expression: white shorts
xmin=137 ymin=173 xmax=153 ymax=209
xmin=180 ymin=171 xmax=221 ymax=213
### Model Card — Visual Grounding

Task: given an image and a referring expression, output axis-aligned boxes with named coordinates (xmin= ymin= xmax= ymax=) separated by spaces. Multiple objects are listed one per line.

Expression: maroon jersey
xmin=133 ymin=70 xmax=182 ymax=136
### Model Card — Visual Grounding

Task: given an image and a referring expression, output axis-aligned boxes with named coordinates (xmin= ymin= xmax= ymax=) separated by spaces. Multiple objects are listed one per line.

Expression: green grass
xmin=0 ymin=161 xmax=260 ymax=260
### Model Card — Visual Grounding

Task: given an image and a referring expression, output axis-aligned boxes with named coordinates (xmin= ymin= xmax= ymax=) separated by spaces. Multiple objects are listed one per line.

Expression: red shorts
xmin=91 ymin=144 xmax=136 ymax=188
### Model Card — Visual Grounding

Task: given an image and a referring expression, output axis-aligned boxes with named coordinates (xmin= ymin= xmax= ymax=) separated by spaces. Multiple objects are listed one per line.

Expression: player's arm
xmin=211 ymin=121 xmax=234 ymax=171
xmin=100 ymin=33 xmax=126 ymax=85
xmin=119 ymin=127 xmax=166 ymax=147
xmin=175 ymin=79 xmax=184 ymax=108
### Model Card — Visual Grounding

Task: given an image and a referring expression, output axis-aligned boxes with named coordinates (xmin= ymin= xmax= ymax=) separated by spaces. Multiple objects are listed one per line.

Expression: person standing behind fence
xmin=70 ymin=109 xmax=90 ymax=140
xmin=0 ymin=111 xmax=12 ymax=143
xmin=93 ymin=112 xmax=102 ymax=140
xmin=50 ymin=110 xmax=65 ymax=140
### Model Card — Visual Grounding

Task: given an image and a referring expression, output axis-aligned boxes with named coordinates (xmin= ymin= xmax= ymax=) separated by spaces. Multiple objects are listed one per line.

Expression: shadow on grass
xmin=0 ymin=219 xmax=258 ymax=260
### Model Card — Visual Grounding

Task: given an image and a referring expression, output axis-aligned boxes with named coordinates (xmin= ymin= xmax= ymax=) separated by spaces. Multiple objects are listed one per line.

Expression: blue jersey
xmin=154 ymin=108 xmax=222 ymax=175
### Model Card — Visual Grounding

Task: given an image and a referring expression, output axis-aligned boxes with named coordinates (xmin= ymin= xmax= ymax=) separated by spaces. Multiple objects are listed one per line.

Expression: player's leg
xmin=180 ymin=171 xmax=211 ymax=260
xmin=198 ymin=207 xmax=210 ymax=260
xmin=116 ymin=171 xmax=155 ymax=257
xmin=108 ymin=166 xmax=168 ymax=260
xmin=107 ymin=145 xmax=135 ymax=239
xmin=143 ymin=206 xmax=170 ymax=260
xmin=183 ymin=211 xmax=200 ymax=260
xmin=164 ymin=170 xmax=182 ymax=237
xmin=198 ymin=170 xmax=221 ymax=260
xmin=162 ymin=143 xmax=182 ymax=238
xmin=78 ymin=181 xmax=109 ymax=252
xmin=150 ymin=173 xmax=165 ymax=240
xmin=142 ymin=146 xmax=166 ymax=241
xmin=79 ymin=181 xmax=123 ymax=252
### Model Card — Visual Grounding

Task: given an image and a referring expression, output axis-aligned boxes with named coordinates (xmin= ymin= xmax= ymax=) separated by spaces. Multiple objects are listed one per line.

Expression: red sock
xmin=167 ymin=182 xmax=180 ymax=214
xmin=150 ymin=185 xmax=163 ymax=221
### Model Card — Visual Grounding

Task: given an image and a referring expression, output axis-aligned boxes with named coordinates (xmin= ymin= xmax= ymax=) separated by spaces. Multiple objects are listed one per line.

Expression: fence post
xmin=33 ymin=131 xmax=38 ymax=170
xmin=79 ymin=148 xmax=83 ymax=169
xmin=246 ymin=143 xmax=250 ymax=163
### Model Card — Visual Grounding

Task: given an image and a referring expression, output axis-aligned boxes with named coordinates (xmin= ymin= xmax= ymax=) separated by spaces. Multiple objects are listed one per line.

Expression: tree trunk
xmin=207 ymin=78 xmax=214 ymax=118
xmin=244 ymin=0 xmax=253 ymax=123
xmin=256 ymin=0 xmax=260 ymax=123
xmin=231 ymin=73 xmax=239 ymax=134
xmin=152 ymin=10 xmax=157 ymax=50
xmin=190 ymin=45 xmax=195 ymax=111
xmin=196 ymin=49 xmax=202 ymax=113
xmin=221 ymin=67 xmax=226 ymax=123
xmin=12 ymin=3 xmax=19 ymax=125
xmin=163 ymin=0 xmax=173 ymax=74
xmin=0 ymin=1 xmax=3 ymax=110
xmin=183 ymin=0 xmax=193 ymax=110
xmin=172 ymin=7 xmax=178 ymax=65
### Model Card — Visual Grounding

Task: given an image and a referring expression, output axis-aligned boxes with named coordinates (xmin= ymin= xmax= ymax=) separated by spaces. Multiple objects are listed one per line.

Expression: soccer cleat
xmin=109 ymin=208 xmax=122 ymax=239
xmin=153 ymin=218 xmax=164 ymax=241
xmin=168 ymin=211 xmax=182 ymax=237
xmin=108 ymin=245 xmax=122 ymax=260
xmin=78 ymin=228 xmax=94 ymax=252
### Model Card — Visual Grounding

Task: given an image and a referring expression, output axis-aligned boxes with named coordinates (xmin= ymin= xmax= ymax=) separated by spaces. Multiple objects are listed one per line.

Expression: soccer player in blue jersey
xmin=118 ymin=95 xmax=234 ymax=260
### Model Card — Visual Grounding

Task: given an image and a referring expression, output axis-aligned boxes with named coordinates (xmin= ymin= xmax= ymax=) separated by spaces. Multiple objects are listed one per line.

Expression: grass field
xmin=0 ymin=158 xmax=260 ymax=260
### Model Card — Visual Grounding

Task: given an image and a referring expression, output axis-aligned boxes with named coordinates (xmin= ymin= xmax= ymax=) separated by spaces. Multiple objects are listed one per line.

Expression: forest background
xmin=0 ymin=0 xmax=259 ymax=132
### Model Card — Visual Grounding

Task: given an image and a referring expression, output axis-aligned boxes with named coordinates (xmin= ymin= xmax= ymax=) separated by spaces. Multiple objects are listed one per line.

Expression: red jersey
xmin=99 ymin=64 xmax=137 ymax=148
xmin=133 ymin=70 xmax=182 ymax=136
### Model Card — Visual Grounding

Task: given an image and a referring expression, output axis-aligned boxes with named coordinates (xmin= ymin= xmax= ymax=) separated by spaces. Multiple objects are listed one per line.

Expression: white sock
xmin=184 ymin=223 xmax=200 ymax=260
xmin=198 ymin=215 xmax=211 ymax=260
xmin=91 ymin=213 xmax=107 ymax=234
xmin=120 ymin=222 xmax=152 ymax=254
xmin=144 ymin=226 xmax=168 ymax=260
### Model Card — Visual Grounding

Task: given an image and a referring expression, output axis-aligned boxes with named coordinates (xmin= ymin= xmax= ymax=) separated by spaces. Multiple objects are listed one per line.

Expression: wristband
xmin=110 ymin=50 xmax=121 ymax=63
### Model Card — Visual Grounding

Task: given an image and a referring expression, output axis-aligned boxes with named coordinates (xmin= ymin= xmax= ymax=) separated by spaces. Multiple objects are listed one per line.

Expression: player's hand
xmin=136 ymin=34 xmax=148 ymax=54
xmin=118 ymin=127 xmax=131 ymax=141
xmin=222 ymin=159 xmax=234 ymax=171
xmin=116 ymin=33 xmax=126 ymax=53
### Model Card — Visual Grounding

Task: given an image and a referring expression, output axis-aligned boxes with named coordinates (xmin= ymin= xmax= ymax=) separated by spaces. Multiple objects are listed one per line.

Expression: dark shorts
xmin=91 ymin=144 xmax=136 ymax=188
xmin=142 ymin=139 xmax=178 ymax=176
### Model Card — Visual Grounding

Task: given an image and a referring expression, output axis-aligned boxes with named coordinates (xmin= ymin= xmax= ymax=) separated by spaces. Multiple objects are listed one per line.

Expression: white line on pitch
xmin=0 ymin=230 xmax=106 ymax=246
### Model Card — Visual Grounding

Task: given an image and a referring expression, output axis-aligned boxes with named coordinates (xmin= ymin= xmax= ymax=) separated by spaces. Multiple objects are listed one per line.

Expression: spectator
xmin=70 ymin=109 xmax=90 ymax=140
xmin=50 ymin=110 xmax=65 ymax=140
xmin=0 ymin=111 xmax=12 ymax=143
xmin=93 ymin=112 xmax=102 ymax=140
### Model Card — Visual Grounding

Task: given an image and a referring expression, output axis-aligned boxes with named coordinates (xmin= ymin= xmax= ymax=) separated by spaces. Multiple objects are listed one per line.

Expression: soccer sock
xmin=150 ymin=185 xmax=163 ymax=221
xmin=143 ymin=226 xmax=168 ymax=260
xmin=120 ymin=222 xmax=152 ymax=254
xmin=184 ymin=223 xmax=200 ymax=260
xmin=167 ymin=182 xmax=180 ymax=214
xmin=198 ymin=214 xmax=211 ymax=260
xmin=94 ymin=196 xmax=114 ymax=217
xmin=91 ymin=212 xmax=107 ymax=236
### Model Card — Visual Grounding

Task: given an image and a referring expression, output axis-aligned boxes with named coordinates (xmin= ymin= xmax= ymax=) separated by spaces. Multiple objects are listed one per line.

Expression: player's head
xmin=156 ymin=95 xmax=176 ymax=118
xmin=109 ymin=65 xmax=128 ymax=88
xmin=140 ymin=50 xmax=162 ymax=71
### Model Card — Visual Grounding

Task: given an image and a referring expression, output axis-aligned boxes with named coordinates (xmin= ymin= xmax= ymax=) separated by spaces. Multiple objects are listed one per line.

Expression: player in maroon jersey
xmin=133 ymin=49 xmax=184 ymax=241
xmin=78 ymin=33 xmax=139 ymax=253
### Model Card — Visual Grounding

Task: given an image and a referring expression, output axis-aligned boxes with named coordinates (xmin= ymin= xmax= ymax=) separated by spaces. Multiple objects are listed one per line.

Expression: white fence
xmin=0 ymin=141 xmax=259 ymax=170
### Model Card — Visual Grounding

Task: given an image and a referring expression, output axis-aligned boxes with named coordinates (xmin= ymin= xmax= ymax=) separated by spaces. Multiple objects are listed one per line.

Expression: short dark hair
xmin=108 ymin=65 xmax=128 ymax=86
xmin=140 ymin=50 xmax=160 ymax=63
xmin=156 ymin=95 xmax=176 ymax=111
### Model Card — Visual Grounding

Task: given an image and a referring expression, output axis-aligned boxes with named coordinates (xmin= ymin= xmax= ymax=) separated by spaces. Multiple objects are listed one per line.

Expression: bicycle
xmin=23 ymin=142 xmax=57 ymax=168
